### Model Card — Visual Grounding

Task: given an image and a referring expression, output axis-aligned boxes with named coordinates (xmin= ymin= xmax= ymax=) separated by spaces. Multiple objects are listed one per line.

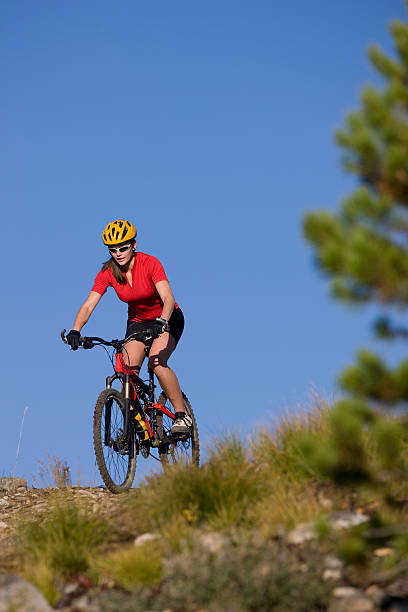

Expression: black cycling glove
xmin=155 ymin=317 xmax=170 ymax=333
xmin=66 ymin=329 xmax=81 ymax=350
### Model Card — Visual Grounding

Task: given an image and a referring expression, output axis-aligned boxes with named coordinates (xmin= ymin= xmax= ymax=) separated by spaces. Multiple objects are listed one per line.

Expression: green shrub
xmin=250 ymin=398 xmax=330 ymax=480
xmin=96 ymin=543 xmax=163 ymax=590
xmin=16 ymin=496 xmax=107 ymax=600
xmin=95 ymin=536 xmax=331 ymax=612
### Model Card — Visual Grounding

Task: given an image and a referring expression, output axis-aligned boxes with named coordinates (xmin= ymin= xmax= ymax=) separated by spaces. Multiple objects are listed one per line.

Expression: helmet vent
xmin=102 ymin=219 xmax=136 ymax=245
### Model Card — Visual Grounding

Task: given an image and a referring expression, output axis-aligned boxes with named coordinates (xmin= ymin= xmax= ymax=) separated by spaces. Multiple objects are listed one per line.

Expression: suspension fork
xmin=123 ymin=373 xmax=131 ymax=438
xmin=104 ymin=398 xmax=113 ymax=446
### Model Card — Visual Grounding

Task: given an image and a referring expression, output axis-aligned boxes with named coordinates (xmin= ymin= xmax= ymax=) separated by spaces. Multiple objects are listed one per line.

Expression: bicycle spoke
xmin=156 ymin=392 xmax=199 ymax=467
xmin=93 ymin=389 xmax=136 ymax=493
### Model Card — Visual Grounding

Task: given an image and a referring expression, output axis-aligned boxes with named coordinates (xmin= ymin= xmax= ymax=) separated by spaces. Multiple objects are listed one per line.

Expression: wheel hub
xmin=112 ymin=430 xmax=129 ymax=455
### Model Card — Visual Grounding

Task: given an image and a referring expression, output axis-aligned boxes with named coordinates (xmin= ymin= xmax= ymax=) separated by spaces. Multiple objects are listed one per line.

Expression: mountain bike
xmin=61 ymin=327 xmax=199 ymax=493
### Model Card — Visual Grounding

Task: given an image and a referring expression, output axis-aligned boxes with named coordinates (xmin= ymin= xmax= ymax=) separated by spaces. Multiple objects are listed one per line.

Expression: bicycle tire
xmin=93 ymin=388 xmax=137 ymax=493
xmin=156 ymin=391 xmax=200 ymax=467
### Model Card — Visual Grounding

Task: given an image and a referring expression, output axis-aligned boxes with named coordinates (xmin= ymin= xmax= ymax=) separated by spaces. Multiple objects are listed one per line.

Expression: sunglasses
xmin=108 ymin=244 xmax=133 ymax=255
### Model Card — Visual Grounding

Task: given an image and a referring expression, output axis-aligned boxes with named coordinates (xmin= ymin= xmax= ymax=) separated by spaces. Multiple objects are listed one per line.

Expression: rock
xmin=323 ymin=568 xmax=342 ymax=581
xmin=324 ymin=554 xmax=344 ymax=569
xmin=63 ymin=582 xmax=79 ymax=596
xmin=0 ymin=573 xmax=52 ymax=611
xmin=347 ymin=598 xmax=373 ymax=612
xmin=331 ymin=586 xmax=374 ymax=612
xmin=288 ymin=511 xmax=369 ymax=546
xmin=198 ymin=532 xmax=227 ymax=554
xmin=330 ymin=592 xmax=374 ymax=611
xmin=0 ymin=477 xmax=27 ymax=492
xmin=0 ymin=521 xmax=8 ymax=528
xmin=374 ymin=547 xmax=393 ymax=557
xmin=328 ymin=511 xmax=369 ymax=530
xmin=0 ymin=499 xmax=9 ymax=507
xmin=333 ymin=587 xmax=361 ymax=598
xmin=386 ymin=578 xmax=408 ymax=598
xmin=134 ymin=532 xmax=160 ymax=547
xmin=69 ymin=594 xmax=93 ymax=610
xmin=365 ymin=585 xmax=386 ymax=606
xmin=287 ymin=523 xmax=315 ymax=544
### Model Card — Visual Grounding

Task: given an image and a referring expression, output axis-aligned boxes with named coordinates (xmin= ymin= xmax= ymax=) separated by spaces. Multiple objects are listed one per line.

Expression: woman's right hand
xmin=66 ymin=330 xmax=81 ymax=350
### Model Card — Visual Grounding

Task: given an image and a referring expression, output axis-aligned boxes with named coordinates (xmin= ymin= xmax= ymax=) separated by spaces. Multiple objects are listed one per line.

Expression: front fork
xmin=105 ymin=371 xmax=131 ymax=433
xmin=105 ymin=373 xmax=135 ymax=456
xmin=123 ymin=373 xmax=131 ymax=439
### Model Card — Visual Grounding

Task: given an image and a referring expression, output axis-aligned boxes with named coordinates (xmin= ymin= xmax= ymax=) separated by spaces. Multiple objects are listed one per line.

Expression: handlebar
xmin=60 ymin=325 xmax=164 ymax=350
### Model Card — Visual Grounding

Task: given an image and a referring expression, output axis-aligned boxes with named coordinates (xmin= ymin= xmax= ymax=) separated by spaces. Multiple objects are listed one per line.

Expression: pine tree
xmin=302 ymin=7 xmax=408 ymax=493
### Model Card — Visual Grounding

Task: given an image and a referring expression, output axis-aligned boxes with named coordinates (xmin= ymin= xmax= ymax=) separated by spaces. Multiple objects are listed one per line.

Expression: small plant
xmin=23 ymin=561 xmax=61 ymax=607
xmin=13 ymin=405 xmax=28 ymax=477
xmin=250 ymin=393 xmax=331 ymax=481
xmin=96 ymin=543 xmax=163 ymax=590
xmin=15 ymin=497 xmax=107 ymax=601
xmin=33 ymin=453 xmax=72 ymax=488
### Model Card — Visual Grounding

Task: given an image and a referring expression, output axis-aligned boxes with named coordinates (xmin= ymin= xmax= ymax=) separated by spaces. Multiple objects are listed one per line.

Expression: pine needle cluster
xmin=302 ymin=4 xmax=408 ymax=500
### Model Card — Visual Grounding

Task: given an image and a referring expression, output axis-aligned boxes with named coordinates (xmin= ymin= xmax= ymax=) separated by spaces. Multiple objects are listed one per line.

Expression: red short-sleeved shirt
xmin=92 ymin=251 xmax=178 ymax=322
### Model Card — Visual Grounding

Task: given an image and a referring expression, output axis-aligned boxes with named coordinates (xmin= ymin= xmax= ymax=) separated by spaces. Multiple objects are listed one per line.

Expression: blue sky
xmin=2 ymin=0 xmax=407 ymax=486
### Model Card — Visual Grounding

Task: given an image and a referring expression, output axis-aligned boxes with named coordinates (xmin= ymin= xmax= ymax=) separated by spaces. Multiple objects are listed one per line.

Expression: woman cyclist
xmin=66 ymin=219 xmax=191 ymax=436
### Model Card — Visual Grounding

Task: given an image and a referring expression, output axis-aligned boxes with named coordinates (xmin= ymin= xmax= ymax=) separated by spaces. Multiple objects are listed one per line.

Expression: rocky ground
xmin=1 ymin=478 xmax=408 ymax=611
xmin=0 ymin=479 xmax=120 ymax=573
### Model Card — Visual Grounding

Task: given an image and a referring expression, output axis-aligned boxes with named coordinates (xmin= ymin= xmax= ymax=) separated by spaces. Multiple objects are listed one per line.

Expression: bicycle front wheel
xmin=156 ymin=391 xmax=200 ymax=467
xmin=93 ymin=389 xmax=136 ymax=493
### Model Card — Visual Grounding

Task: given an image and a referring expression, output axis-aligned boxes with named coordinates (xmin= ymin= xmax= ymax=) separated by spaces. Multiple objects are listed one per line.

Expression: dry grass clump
xmin=248 ymin=475 xmax=325 ymax=536
xmin=118 ymin=402 xmax=336 ymax=543
xmin=247 ymin=396 xmax=335 ymax=534
xmin=96 ymin=542 xmax=163 ymax=590
xmin=121 ymin=434 xmax=263 ymax=539
xmin=15 ymin=495 xmax=107 ymax=605
xmin=32 ymin=453 xmax=72 ymax=488
xmin=250 ymin=394 xmax=331 ymax=478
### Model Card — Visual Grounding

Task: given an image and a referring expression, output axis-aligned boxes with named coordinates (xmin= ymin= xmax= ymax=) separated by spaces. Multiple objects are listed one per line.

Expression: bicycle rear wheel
xmin=156 ymin=391 xmax=200 ymax=467
xmin=93 ymin=389 xmax=137 ymax=493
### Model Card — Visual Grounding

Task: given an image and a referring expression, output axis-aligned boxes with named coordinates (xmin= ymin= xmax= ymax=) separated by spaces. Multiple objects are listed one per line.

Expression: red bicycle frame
xmin=113 ymin=351 xmax=175 ymax=443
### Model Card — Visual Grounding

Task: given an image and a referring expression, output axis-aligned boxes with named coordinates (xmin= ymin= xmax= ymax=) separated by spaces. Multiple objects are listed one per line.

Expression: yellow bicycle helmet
xmin=102 ymin=220 xmax=136 ymax=246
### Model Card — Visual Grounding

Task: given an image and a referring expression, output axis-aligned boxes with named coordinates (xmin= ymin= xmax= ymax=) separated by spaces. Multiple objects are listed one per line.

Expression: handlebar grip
xmin=82 ymin=338 xmax=94 ymax=349
xmin=61 ymin=329 xmax=89 ymax=349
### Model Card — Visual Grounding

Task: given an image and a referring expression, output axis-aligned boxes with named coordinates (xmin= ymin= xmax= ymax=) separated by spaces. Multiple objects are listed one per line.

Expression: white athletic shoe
xmin=171 ymin=412 xmax=193 ymax=435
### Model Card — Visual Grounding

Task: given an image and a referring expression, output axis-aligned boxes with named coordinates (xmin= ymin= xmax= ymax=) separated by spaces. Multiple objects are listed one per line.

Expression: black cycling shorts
xmin=125 ymin=307 xmax=184 ymax=348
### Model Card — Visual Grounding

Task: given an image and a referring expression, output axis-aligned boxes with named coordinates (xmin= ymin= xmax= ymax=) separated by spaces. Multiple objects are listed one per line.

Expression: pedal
xmin=170 ymin=432 xmax=191 ymax=442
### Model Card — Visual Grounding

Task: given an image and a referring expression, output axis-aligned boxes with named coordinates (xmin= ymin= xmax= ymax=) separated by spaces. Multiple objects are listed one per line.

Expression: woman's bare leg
xmin=122 ymin=339 xmax=146 ymax=374
xmin=148 ymin=332 xmax=185 ymax=414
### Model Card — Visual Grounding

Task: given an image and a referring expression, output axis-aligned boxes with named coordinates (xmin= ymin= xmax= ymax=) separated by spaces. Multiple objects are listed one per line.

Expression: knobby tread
xmin=93 ymin=388 xmax=137 ymax=493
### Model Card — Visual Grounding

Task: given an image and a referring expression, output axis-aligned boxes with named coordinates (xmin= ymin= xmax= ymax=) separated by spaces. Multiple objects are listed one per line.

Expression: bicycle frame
xmin=61 ymin=327 xmax=198 ymax=491
xmin=105 ymin=349 xmax=175 ymax=449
